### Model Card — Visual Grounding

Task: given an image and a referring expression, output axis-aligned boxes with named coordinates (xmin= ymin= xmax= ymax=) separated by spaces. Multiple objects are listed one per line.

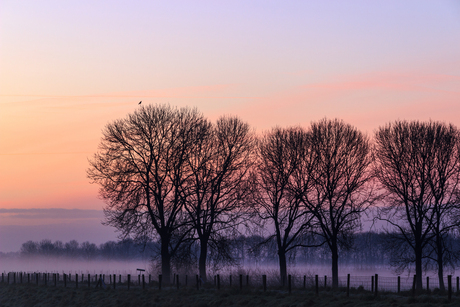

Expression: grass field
xmin=1 ymin=284 xmax=459 ymax=307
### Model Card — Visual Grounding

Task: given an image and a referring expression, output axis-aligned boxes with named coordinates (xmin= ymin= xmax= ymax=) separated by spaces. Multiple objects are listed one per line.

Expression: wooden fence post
xmin=239 ymin=274 xmax=243 ymax=290
xmin=347 ymin=274 xmax=350 ymax=297
xmin=448 ymin=275 xmax=452 ymax=302
xmin=374 ymin=274 xmax=378 ymax=296
xmin=303 ymin=275 xmax=306 ymax=289
xmin=64 ymin=274 xmax=67 ymax=287
xmin=217 ymin=274 xmax=220 ymax=290
xmin=76 ymin=274 xmax=78 ymax=288
xmin=397 ymin=276 xmax=400 ymax=294
xmin=176 ymin=275 xmax=179 ymax=289
xmin=427 ymin=276 xmax=429 ymax=292
xmin=128 ymin=274 xmax=131 ymax=290
xmin=324 ymin=275 xmax=327 ymax=289
xmin=88 ymin=274 xmax=90 ymax=288
xmin=44 ymin=273 xmax=47 ymax=286
xmin=263 ymin=275 xmax=267 ymax=292
xmin=229 ymin=275 xmax=232 ymax=287
xmin=113 ymin=274 xmax=116 ymax=289
xmin=159 ymin=275 xmax=162 ymax=290
xmin=412 ymin=275 xmax=416 ymax=297
xmin=246 ymin=275 xmax=249 ymax=287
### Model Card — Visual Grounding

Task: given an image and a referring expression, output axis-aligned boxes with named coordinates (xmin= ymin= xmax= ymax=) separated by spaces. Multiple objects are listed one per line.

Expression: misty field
xmin=1 ymin=282 xmax=460 ymax=307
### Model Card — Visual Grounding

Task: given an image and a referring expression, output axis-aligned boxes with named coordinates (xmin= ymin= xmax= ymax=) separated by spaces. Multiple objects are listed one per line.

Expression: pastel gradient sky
xmin=1 ymin=1 xmax=460 ymax=251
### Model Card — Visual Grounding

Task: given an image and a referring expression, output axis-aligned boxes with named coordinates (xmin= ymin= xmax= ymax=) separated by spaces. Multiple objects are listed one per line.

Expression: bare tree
xmin=301 ymin=119 xmax=373 ymax=288
xmin=88 ymin=104 xmax=208 ymax=284
xmin=421 ymin=122 xmax=460 ymax=290
xmin=377 ymin=121 xmax=460 ymax=290
xmin=183 ymin=116 xmax=256 ymax=281
xmin=373 ymin=120 xmax=460 ymax=290
xmin=253 ymin=127 xmax=316 ymax=285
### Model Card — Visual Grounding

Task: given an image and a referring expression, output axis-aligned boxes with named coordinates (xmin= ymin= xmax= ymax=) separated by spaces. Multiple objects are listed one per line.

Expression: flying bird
xmin=139 ymin=101 xmax=142 ymax=105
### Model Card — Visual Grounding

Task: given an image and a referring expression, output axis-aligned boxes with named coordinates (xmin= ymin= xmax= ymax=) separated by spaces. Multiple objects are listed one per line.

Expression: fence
xmin=2 ymin=271 xmax=460 ymax=297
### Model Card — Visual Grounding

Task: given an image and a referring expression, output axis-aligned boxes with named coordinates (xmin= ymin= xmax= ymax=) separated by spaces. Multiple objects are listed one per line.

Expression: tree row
xmin=87 ymin=104 xmax=460 ymax=290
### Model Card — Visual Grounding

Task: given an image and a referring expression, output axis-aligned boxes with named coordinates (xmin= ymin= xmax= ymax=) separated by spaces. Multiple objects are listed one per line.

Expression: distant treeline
xmin=9 ymin=232 xmax=460 ymax=271
xmin=14 ymin=238 xmax=152 ymax=261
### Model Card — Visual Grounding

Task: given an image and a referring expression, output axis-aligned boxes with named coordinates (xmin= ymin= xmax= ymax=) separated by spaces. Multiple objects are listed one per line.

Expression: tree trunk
xmin=437 ymin=235 xmax=445 ymax=291
xmin=415 ymin=242 xmax=423 ymax=291
xmin=161 ymin=239 xmax=171 ymax=285
xmin=199 ymin=238 xmax=208 ymax=283
xmin=438 ymin=259 xmax=445 ymax=291
xmin=278 ymin=250 xmax=287 ymax=287
xmin=331 ymin=241 xmax=339 ymax=288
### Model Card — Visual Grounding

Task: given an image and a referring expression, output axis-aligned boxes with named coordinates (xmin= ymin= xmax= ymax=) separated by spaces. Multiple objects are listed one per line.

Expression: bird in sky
xmin=139 ymin=101 xmax=142 ymax=105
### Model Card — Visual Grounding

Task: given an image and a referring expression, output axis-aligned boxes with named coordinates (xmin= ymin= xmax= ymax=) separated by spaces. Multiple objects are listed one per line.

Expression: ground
xmin=0 ymin=284 xmax=459 ymax=307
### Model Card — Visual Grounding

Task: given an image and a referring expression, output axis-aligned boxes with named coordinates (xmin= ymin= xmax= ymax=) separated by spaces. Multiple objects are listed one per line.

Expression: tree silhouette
xmin=252 ymin=127 xmax=316 ymax=285
xmin=184 ymin=116 xmax=255 ymax=281
xmin=88 ymin=104 xmax=208 ymax=284
xmin=301 ymin=119 xmax=373 ymax=288
xmin=374 ymin=120 xmax=460 ymax=291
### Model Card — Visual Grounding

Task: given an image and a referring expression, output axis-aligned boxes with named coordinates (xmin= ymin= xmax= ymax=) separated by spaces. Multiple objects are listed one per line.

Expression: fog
xmin=1 ymin=255 xmax=444 ymax=280
xmin=0 ymin=256 xmax=151 ymax=276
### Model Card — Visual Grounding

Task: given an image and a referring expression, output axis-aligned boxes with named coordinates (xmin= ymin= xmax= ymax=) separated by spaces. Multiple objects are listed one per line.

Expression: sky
xmin=1 ymin=1 xmax=460 ymax=252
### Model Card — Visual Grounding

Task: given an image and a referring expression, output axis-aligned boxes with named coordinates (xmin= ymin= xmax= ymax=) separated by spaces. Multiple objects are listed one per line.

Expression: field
xmin=1 ymin=283 xmax=460 ymax=307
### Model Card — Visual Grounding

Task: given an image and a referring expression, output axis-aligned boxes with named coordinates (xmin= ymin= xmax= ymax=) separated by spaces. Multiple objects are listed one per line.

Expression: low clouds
xmin=0 ymin=208 xmax=103 ymax=220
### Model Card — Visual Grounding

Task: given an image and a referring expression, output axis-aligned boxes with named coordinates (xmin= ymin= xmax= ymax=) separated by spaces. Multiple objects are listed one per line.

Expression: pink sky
xmin=1 ymin=1 xmax=460 ymax=251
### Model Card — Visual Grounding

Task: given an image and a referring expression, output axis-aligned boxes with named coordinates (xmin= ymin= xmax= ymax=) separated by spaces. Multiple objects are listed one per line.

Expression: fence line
xmin=2 ymin=271 xmax=460 ymax=296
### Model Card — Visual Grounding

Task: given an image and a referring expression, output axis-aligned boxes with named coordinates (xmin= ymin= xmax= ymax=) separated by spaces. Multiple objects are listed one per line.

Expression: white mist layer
xmin=0 ymin=257 xmax=151 ymax=275
xmin=0 ymin=257 xmax=445 ymax=280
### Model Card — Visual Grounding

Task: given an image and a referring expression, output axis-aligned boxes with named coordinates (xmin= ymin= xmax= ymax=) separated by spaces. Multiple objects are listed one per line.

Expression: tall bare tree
xmin=425 ymin=122 xmax=460 ymax=290
xmin=253 ymin=127 xmax=316 ymax=285
xmin=183 ymin=116 xmax=256 ymax=281
xmin=373 ymin=120 xmax=460 ymax=290
xmin=88 ymin=104 xmax=208 ymax=284
xmin=375 ymin=121 xmax=460 ymax=290
xmin=301 ymin=119 xmax=373 ymax=288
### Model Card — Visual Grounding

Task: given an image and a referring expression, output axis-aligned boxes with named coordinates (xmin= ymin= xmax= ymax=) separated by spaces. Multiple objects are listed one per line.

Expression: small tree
xmin=252 ymin=127 xmax=316 ymax=285
xmin=184 ymin=116 xmax=256 ymax=281
xmin=88 ymin=104 xmax=208 ymax=284
xmin=373 ymin=120 xmax=460 ymax=290
xmin=301 ymin=119 xmax=373 ymax=288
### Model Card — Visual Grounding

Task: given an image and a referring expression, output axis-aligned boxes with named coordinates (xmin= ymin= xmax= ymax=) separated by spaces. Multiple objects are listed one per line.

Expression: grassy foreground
xmin=1 ymin=284 xmax=459 ymax=307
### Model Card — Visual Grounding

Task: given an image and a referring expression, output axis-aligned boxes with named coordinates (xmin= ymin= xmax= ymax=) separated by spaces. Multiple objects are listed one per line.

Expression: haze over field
xmin=1 ymin=0 xmax=460 ymax=273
